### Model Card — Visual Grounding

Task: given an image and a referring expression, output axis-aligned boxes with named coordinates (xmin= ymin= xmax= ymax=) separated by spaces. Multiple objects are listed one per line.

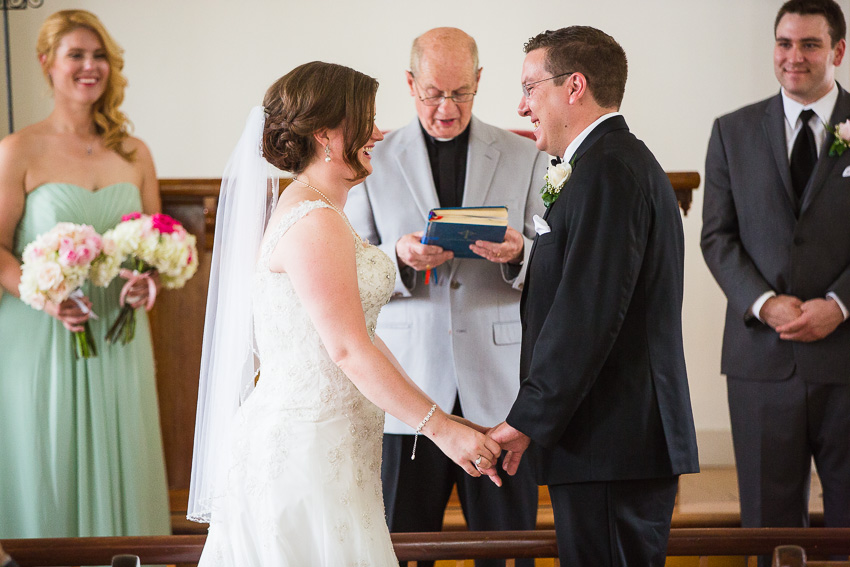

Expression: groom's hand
xmin=488 ymin=421 xmax=530 ymax=476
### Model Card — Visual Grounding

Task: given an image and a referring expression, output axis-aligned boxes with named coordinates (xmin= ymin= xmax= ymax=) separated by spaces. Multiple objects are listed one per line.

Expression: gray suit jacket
xmin=701 ymin=87 xmax=850 ymax=383
xmin=346 ymin=116 xmax=548 ymax=433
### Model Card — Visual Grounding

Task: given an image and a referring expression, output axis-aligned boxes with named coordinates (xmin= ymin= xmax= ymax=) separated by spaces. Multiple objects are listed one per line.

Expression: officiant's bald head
xmin=406 ymin=27 xmax=482 ymax=140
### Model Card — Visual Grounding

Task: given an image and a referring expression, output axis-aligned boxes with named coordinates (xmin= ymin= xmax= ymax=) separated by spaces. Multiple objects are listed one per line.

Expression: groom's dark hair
xmin=775 ymin=0 xmax=846 ymax=47
xmin=524 ymin=26 xmax=627 ymax=110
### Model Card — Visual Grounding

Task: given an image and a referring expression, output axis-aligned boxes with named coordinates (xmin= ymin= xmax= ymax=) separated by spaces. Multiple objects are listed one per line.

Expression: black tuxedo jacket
xmin=701 ymin=87 xmax=850 ymax=383
xmin=506 ymin=115 xmax=699 ymax=486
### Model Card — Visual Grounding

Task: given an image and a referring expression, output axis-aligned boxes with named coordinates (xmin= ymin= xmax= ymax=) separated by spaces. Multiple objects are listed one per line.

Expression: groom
xmin=488 ymin=27 xmax=699 ymax=566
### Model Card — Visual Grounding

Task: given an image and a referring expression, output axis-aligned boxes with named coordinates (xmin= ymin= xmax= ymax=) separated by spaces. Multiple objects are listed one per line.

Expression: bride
xmin=188 ymin=61 xmax=502 ymax=566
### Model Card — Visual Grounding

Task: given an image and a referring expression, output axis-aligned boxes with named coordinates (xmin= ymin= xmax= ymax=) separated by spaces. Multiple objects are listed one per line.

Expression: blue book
xmin=420 ymin=206 xmax=508 ymax=258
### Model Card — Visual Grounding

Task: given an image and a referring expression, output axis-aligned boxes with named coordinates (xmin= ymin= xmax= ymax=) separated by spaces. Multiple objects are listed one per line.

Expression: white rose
xmin=36 ymin=262 xmax=64 ymax=291
xmin=547 ymin=162 xmax=572 ymax=190
xmin=837 ymin=120 xmax=850 ymax=141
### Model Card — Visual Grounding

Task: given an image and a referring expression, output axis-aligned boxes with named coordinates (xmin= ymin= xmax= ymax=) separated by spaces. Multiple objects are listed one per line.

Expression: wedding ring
xmin=475 ymin=455 xmax=482 ymax=466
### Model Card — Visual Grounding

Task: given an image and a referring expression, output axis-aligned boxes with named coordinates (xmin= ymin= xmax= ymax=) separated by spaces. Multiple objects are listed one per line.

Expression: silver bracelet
xmin=410 ymin=403 xmax=437 ymax=460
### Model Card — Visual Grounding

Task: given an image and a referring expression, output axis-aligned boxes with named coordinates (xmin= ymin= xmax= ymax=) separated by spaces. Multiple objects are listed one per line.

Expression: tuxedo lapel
xmin=762 ymin=94 xmax=797 ymax=209
xmin=394 ymin=119 xmax=440 ymax=220
xmin=571 ymin=114 xmax=628 ymax=166
xmin=801 ymin=87 xmax=850 ymax=214
xmin=531 ymin=117 xmax=628 ymax=286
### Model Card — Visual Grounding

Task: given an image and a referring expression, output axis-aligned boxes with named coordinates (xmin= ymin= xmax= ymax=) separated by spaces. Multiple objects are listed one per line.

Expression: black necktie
xmin=790 ymin=109 xmax=817 ymax=202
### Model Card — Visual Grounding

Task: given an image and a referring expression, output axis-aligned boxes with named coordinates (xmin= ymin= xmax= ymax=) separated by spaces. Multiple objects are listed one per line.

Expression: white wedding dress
xmin=198 ymin=200 xmax=399 ymax=566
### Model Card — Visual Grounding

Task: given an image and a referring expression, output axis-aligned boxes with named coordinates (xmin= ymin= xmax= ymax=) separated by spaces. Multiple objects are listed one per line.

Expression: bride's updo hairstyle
xmin=262 ymin=61 xmax=378 ymax=180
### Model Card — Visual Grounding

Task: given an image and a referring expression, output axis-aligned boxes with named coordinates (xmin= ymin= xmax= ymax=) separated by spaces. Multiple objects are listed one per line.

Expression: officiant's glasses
xmin=522 ymin=71 xmax=574 ymax=98
xmin=410 ymin=73 xmax=477 ymax=106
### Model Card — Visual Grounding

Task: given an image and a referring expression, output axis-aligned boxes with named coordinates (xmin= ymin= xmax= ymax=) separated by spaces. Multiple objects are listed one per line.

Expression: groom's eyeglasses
xmin=522 ymin=71 xmax=574 ymax=98
xmin=410 ymin=73 xmax=477 ymax=106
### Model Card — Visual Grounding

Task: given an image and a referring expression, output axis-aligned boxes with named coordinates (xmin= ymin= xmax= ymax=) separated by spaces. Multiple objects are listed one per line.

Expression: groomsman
xmin=489 ymin=26 xmax=699 ymax=567
xmin=346 ymin=27 xmax=547 ymax=567
xmin=701 ymin=0 xmax=850 ymax=543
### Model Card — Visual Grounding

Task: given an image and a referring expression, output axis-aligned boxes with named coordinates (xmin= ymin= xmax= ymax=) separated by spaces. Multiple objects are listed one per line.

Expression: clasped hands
xmin=395 ymin=227 xmax=524 ymax=271
xmin=760 ymin=294 xmax=844 ymax=342
xmin=459 ymin=418 xmax=530 ymax=486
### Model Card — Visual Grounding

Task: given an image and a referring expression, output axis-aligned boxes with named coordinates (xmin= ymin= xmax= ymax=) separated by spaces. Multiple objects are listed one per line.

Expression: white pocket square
xmin=533 ymin=214 xmax=551 ymax=235
xmin=843 ymin=166 xmax=850 ymax=177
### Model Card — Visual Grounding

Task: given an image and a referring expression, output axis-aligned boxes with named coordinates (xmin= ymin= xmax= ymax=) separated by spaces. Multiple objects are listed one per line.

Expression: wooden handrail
xmin=5 ymin=528 xmax=850 ymax=566
xmin=160 ymin=172 xmax=701 ymax=217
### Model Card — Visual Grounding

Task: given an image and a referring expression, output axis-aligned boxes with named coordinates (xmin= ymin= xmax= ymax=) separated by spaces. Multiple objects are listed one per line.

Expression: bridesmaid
xmin=0 ymin=10 xmax=170 ymax=538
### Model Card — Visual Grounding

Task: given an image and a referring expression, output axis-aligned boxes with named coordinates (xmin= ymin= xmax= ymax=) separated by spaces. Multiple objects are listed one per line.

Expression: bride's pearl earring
xmin=324 ymin=145 xmax=331 ymax=162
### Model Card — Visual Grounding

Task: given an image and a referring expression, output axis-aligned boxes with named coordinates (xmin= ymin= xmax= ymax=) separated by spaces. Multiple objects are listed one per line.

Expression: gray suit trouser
xmin=727 ymin=372 xmax=850 ymax=529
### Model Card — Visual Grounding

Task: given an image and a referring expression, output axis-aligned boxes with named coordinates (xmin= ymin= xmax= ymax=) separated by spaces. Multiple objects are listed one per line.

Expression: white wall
xmin=4 ymin=0 xmax=848 ymax=465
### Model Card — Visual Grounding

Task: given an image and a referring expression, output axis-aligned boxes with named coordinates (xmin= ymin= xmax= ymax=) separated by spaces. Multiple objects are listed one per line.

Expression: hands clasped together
xmin=436 ymin=412 xmax=533 ymax=487
xmin=760 ymin=294 xmax=844 ymax=342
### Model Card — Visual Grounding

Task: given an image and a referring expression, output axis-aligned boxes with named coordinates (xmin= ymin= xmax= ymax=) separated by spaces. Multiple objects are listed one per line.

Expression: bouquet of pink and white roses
xmin=18 ymin=222 xmax=103 ymax=359
xmin=97 ymin=212 xmax=199 ymax=344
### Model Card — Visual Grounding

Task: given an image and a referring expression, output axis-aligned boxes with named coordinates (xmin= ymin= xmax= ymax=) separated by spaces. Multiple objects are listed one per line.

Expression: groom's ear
xmin=565 ymin=72 xmax=589 ymax=105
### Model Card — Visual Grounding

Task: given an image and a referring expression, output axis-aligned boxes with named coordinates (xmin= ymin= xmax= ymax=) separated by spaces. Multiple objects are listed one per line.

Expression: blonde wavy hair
xmin=37 ymin=10 xmax=135 ymax=161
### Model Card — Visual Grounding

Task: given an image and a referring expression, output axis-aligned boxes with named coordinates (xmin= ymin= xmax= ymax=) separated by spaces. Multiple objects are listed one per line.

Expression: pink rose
xmin=150 ymin=213 xmax=181 ymax=234
xmin=122 ymin=212 xmax=142 ymax=222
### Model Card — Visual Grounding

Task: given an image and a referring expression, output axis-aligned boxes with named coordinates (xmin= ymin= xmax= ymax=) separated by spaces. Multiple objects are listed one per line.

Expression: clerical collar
xmin=420 ymin=122 xmax=471 ymax=147
xmin=421 ymin=121 xmax=471 ymax=209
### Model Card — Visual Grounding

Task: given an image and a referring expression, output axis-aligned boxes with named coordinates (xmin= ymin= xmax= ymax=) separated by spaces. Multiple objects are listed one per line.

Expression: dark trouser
xmin=728 ymin=374 xmax=850 ymax=565
xmin=382 ymin=430 xmax=537 ymax=567
xmin=548 ymin=477 xmax=678 ymax=567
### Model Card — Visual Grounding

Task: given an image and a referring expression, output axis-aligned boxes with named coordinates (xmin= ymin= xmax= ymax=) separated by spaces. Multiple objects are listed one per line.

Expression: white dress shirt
xmin=751 ymin=84 xmax=849 ymax=321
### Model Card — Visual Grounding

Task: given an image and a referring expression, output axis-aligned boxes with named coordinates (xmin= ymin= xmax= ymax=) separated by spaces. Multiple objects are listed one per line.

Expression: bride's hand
xmin=428 ymin=412 xmax=503 ymax=486
xmin=446 ymin=414 xmax=489 ymax=434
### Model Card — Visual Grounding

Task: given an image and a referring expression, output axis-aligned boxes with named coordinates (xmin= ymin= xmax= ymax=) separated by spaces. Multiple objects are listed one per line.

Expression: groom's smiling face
xmin=518 ymin=48 xmax=570 ymax=157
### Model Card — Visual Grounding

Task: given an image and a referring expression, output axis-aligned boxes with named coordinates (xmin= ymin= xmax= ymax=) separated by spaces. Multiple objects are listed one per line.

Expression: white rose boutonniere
xmin=541 ymin=159 xmax=572 ymax=207
xmin=827 ymin=119 xmax=850 ymax=157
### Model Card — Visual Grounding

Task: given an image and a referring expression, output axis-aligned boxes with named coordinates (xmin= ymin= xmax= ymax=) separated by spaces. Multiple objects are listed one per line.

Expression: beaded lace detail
xmin=201 ymin=199 xmax=398 ymax=566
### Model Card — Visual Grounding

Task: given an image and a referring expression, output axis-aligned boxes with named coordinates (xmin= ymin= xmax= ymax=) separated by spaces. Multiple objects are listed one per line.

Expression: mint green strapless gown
xmin=0 ymin=183 xmax=171 ymax=538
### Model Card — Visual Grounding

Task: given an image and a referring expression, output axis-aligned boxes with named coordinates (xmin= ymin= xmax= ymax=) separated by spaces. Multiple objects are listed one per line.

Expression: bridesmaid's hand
xmin=44 ymin=295 xmax=91 ymax=332
xmin=121 ymin=269 xmax=161 ymax=309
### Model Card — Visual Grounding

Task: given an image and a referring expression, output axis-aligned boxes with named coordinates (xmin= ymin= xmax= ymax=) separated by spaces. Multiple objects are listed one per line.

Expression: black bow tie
xmin=551 ymin=156 xmax=562 ymax=166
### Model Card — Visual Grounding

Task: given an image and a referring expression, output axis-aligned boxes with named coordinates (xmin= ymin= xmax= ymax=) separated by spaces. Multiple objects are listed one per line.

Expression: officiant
xmin=346 ymin=26 xmax=547 ymax=567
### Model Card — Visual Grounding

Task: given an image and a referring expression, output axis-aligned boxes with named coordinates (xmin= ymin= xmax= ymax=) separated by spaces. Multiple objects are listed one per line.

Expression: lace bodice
xmin=251 ymin=200 xmax=396 ymax=419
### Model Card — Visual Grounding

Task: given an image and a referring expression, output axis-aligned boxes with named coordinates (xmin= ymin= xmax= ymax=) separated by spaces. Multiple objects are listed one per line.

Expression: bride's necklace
xmin=292 ymin=177 xmax=362 ymax=241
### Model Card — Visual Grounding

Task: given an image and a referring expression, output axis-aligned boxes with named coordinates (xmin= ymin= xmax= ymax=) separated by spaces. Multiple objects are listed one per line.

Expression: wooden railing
xmin=4 ymin=528 xmax=850 ymax=566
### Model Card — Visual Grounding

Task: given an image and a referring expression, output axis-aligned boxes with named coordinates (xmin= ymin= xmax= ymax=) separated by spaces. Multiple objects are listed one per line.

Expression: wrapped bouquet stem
xmin=67 ymin=289 xmax=99 ymax=358
xmin=104 ymin=260 xmax=158 ymax=345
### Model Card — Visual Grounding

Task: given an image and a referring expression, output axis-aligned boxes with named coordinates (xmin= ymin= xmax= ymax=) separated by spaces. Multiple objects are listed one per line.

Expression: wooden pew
xmin=154 ymin=173 xmax=701 ymax=522
xmin=5 ymin=527 xmax=850 ymax=566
